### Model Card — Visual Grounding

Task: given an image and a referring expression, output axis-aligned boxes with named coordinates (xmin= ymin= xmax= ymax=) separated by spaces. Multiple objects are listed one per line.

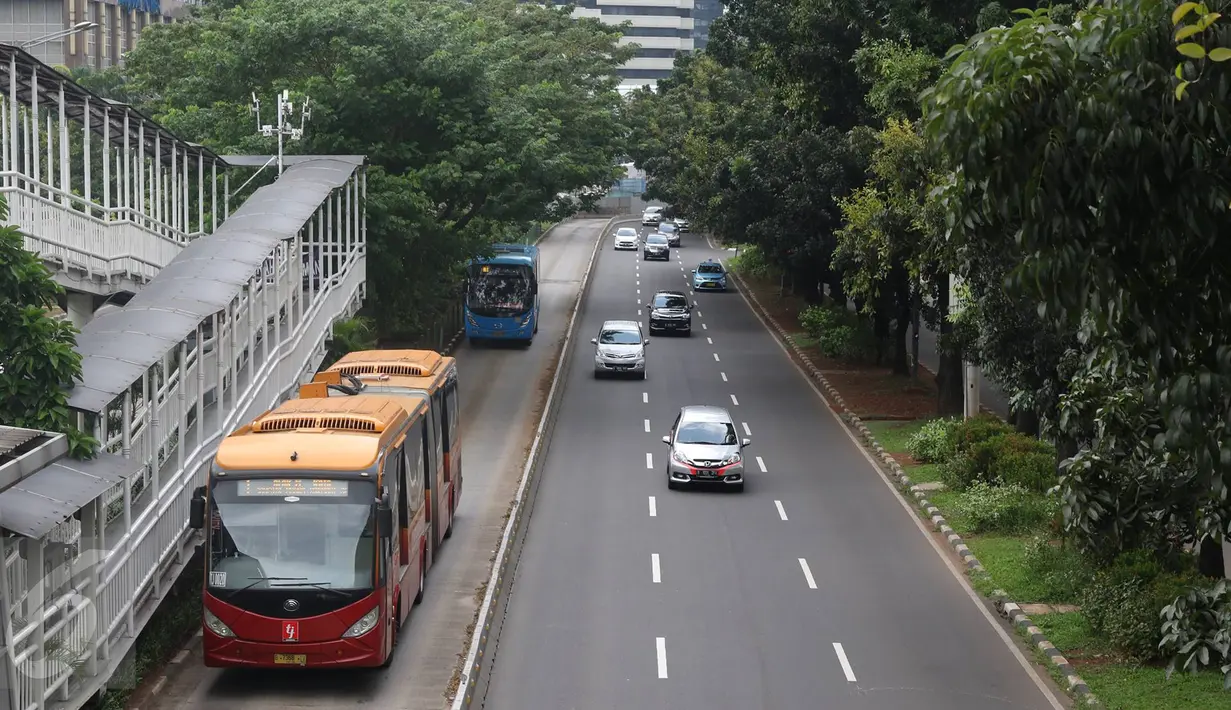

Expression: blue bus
xmin=463 ymin=243 xmax=541 ymax=345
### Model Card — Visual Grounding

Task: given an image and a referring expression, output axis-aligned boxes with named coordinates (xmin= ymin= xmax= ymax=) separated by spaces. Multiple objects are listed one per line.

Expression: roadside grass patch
xmin=906 ymin=463 xmax=944 ymax=484
xmin=1033 ymin=613 xmax=1228 ymax=710
xmin=864 ymin=419 xmax=929 ymax=455
xmin=789 ymin=331 xmax=820 ymax=350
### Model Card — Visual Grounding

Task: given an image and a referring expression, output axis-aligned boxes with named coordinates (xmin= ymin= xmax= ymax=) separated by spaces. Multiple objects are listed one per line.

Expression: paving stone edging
xmin=728 ymin=268 xmax=1099 ymax=707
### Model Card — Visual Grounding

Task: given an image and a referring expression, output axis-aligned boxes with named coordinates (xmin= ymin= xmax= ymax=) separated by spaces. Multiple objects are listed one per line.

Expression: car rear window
xmin=647 ymin=235 xmax=667 ymax=244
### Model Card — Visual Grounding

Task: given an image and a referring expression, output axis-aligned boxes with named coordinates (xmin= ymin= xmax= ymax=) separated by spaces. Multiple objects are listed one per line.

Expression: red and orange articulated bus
xmin=189 ymin=391 xmax=432 ymax=668
xmin=314 ymin=349 xmax=462 ymax=569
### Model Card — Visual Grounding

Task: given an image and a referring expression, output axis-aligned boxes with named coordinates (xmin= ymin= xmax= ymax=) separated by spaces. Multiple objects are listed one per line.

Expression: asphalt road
xmin=482 ymin=228 xmax=1067 ymax=709
xmin=142 ymin=218 xmax=609 ymax=710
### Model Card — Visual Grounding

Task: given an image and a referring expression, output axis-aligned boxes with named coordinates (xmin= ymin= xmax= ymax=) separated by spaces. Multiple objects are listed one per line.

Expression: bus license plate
xmin=274 ymin=654 xmax=307 ymax=666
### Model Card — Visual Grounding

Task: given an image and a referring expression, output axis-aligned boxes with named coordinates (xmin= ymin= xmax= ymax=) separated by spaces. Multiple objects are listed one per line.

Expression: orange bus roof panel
xmin=215 ymin=431 xmax=384 ymax=471
xmin=327 ymin=349 xmax=448 ymax=379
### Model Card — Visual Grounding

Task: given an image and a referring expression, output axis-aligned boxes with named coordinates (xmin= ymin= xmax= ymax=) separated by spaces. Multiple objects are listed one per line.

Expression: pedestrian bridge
xmin=0 ymin=46 xmax=368 ymax=710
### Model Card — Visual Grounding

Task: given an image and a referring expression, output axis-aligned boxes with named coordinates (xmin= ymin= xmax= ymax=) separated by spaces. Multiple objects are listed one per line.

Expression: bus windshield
xmin=467 ymin=264 xmax=534 ymax=317
xmin=206 ymin=478 xmax=377 ymax=593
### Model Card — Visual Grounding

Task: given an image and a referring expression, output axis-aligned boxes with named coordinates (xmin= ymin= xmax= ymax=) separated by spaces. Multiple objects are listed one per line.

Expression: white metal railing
xmin=0 ymin=169 xmax=366 ymax=710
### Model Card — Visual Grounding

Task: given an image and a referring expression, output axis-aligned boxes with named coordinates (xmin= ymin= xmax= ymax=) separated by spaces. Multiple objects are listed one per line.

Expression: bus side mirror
xmin=377 ymin=505 xmax=394 ymax=538
xmin=189 ymin=486 xmax=207 ymax=530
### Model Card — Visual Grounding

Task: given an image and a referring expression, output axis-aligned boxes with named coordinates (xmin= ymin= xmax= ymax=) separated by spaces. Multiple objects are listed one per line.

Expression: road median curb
xmin=450 ymin=214 xmax=636 ymax=709
xmin=727 ymin=267 xmax=1100 ymax=708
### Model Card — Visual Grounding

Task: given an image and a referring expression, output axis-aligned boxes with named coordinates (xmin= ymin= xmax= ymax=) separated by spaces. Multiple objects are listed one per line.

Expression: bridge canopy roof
xmin=66 ymin=156 xmax=367 ymax=413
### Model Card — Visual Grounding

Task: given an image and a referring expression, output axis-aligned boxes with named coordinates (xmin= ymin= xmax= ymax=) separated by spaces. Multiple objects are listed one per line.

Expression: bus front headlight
xmin=342 ymin=606 xmax=381 ymax=638
xmin=203 ymin=608 xmax=235 ymax=638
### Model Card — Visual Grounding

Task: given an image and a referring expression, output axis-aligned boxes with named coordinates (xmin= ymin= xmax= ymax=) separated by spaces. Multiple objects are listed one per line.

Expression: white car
xmin=642 ymin=205 xmax=663 ymax=226
xmin=592 ymin=320 xmax=648 ymax=379
xmin=613 ymin=227 xmax=639 ymax=250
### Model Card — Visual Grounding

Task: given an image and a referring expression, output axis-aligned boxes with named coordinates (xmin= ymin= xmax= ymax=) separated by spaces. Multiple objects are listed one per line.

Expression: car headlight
xmin=671 ymin=450 xmax=691 ymax=465
xmin=342 ymin=606 xmax=380 ymax=638
xmin=203 ymin=607 xmax=235 ymax=638
xmin=721 ymin=453 xmax=742 ymax=466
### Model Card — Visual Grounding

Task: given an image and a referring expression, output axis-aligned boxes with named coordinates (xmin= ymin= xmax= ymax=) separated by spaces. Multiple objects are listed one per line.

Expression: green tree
xmin=120 ymin=0 xmax=632 ymax=340
xmin=0 ymin=196 xmax=97 ymax=458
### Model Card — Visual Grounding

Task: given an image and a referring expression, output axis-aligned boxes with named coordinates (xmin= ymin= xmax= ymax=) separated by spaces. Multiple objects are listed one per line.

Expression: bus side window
xmin=431 ymin=391 xmax=445 ymax=475
xmin=444 ymin=378 xmax=460 ymax=451
xmin=397 ymin=447 xmax=410 ymax=528
xmin=409 ymin=424 xmax=425 ymax=512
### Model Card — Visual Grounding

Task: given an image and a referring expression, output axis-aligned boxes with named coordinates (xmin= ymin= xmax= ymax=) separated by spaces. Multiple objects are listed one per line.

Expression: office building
xmin=0 ymin=0 xmax=198 ymax=69
xmin=561 ymin=1 xmax=722 ymax=93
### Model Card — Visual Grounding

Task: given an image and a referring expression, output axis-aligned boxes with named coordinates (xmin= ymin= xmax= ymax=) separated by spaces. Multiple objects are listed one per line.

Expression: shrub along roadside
xmin=866 ymin=418 xmax=1228 ymax=706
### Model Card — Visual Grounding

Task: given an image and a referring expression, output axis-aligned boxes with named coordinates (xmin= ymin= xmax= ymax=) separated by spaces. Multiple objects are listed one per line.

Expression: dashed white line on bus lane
xmin=643 ymin=391 xmax=649 ymax=403
xmin=713 ymin=353 xmax=720 ymax=362
xmin=799 ymin=558 xmax=818 ymax=589
xmin=651 ymin=553 xmax=662 ymax=583
xmin=756 ymin=456 xmax=767 ymax=473
xmin=656 ymin=637 xmax=669 ymax=678
xmin=833 ymin=643 xmax=857 ymax=682
xmin=646 ymin=452 xmax=654 ymax=469
xmin=644 ymin=419 xmax=651 ymax=432
xmin=742 ymin=422 xmax=751 ymax=436
xmin=730 ymin=394 xmax=740 ymax=406
xmin=649 ymin=496 xmax=657 ymax=517
xmin=721 ymin=372 xmax=728 ymax=382
xmin=775 ymin=500 xmax=788 ymax=520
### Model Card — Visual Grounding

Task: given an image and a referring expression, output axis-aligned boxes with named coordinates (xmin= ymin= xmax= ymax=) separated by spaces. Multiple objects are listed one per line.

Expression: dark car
xmin=645 ymin=290 xmax=693 ymax=335
xmin=658 ymin=223 xmax=681 ymax=247
xmin=643 ymin=233 xmax=670 ymax=261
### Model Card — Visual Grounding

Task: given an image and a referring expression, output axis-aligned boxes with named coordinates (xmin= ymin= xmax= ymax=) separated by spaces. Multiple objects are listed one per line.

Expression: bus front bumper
xmin=204 ymin=635 xmax=383 ymax=668
xmin=466 ymin=320 xmax=532 ymax=339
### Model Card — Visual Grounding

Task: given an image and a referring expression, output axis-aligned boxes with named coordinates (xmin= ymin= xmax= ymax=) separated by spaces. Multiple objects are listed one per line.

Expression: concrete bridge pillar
xmin=66 ymin=292 xmax=95 ymax=329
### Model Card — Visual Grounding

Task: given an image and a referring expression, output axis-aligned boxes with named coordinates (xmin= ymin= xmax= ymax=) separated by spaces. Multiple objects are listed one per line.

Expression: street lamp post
xmin=15 ymin=21 xmax=97 ymax=50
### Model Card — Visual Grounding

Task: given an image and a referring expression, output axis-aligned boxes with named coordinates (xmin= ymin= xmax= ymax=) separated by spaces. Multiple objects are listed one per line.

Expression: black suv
xmin=643 ymin=233 xmax=670 ymax=260
xmin=645 ymin=290 xmax=693 ymax=335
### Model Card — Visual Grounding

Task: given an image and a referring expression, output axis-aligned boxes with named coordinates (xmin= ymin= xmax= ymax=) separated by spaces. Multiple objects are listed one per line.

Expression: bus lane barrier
xmin=450 ymin=214 xmax=638 ymax=708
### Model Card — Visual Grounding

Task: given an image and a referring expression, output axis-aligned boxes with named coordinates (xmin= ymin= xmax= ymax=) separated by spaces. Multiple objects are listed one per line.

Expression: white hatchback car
xmin=613 ymin=227 xmax=639 ymax=250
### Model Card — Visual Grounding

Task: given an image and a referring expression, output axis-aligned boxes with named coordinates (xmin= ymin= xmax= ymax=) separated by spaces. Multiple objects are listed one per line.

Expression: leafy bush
xmin=1021 ymin=536 xmax=1094 ymax=603
xmin=951 ymin=482 xmax=1054 ymax=534
xmin=1160 ymin=578 xmax=1230 ymax=684
xmin=798 ymin=304 xmax=876 ymax=361
xmin=906 ymin=418 xmax=958 ymax=463
xmin=946 ymin=432 xmax=1057 ymax=493
xmin=726 ymin=244 xmax=776 ymax=280
xmin=1083 ymin=549 xmax=1208 ymax=663
xmin=946 ymin=414 xmax=1016 ymax=455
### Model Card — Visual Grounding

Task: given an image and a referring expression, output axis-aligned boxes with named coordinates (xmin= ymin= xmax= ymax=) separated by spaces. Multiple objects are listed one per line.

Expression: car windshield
xmin=677 ymin=421 xmax=738 ymax=446
xmin=466 ymin=263 xmax=533 ymax=316
xmin=617 ymin=228 xmax=637 ymax=237
xmin=206 ymin=478 xmax=377 ymax=592
xmin=645 ymin=206 xmax=663 ymax=213
xmin=698 ymin=263 xmax=723 ymax=274
xmin=654 ymin=294 xmax=688 ymax=308
xmin=647 ymin=235 xmax=667 ymax=245
xmin=599 ymin=328 xmax=641 ymax=345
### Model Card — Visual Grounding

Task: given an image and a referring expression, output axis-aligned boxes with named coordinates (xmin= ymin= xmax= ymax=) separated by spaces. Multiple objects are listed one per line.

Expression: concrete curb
xmin=727 ymin=267 xmax=1099 ymax=707
xmin=450 ymin=214 xmax=637 ymax=709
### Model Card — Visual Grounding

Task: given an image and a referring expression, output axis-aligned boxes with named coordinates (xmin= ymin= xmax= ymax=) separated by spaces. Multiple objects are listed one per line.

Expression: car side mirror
xmin=644 ymin=303 xmax=651 ymax=309
xmin=591 ymin=338 xmax=597 ymax=344
xmin=662 ymin=435 xmax=671 ymax=444
xmin=644 ymin=339 xmax=650 ymax=345
xmin=742 ymin=438 xmax=752 ymax=447
xmin=691 ymin=269 xmax=697 ymax=273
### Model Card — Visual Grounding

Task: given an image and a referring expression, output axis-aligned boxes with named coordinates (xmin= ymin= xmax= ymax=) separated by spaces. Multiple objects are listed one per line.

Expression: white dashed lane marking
xmin=643 ymin=392 xmax=648 ymax=403
xmin=644 ymin=419 xmax=651 ymax=432
xmin=775 ymin=500 xmax=788 ymax=520
xmin=648 ymin=496 xmax=657 ymax=517
xmin=707 ymin=337 xmax=713 ymax=344
xmin=702 ymin=323 xmax=707 ymax=330
xmin=646 ymin=453 xmax=654 ymax=469
xmin=656 ymin=637 xmax=669 ymax=678
xmin=756 ymin=456 xmax=767 ymax=473
xmin=742 ymin=422 xmax=751 ymax=436
xmin=651 ymin=554 xmax=662 ymax=583
xmin=833 ymin=643 xmax=857 ymax=681
xmin=730 ymin=394 xmax=739 ymax=406
xmin=721 ymin=372 xmax=728 ymax=382
xmin=713 ymin=353 xmax=720 ymax=362
xmin=799 ymin=558 xmax=818 ymax=589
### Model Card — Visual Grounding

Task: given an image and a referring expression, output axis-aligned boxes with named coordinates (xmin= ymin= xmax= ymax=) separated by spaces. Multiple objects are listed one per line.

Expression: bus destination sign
xmin=238 ymin=479 xmax=349 ymax=497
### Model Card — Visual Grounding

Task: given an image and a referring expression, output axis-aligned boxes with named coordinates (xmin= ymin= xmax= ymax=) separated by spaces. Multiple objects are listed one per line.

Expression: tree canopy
xmin=110 ymin=0 xmax=632 ymax=339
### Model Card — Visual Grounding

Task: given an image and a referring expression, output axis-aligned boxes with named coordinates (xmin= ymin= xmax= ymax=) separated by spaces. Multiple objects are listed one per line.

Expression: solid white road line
xmin=643 ymin=392 xmax=648 ymax=403
xmin=775 ymin=500 xmax=788 ymax=521
xmin=799 ymin=558 xmax=818 ymax=589
xmin=656 ymin=637 xmax=669 ymax=678
xmin=707 ymin=336 xmax=713 ymax=344
xmin=730 ymin=394 xmax=740 ymax=406
xmin=756 ymin=456 xmax=767 ymax=473
xmin=646 ymin=452 xmax=654 ymax=469
xmin=651 ymin=553 xmax=662 ymax=583
xmin=644 ymin=419 xmax=651 ymax=432
xmin=742 ymin=422 xmax=751 ymax=436
xmin=833 ymin=643 xmax=857 ymax=682
xmin=721 ymin=372 xmax=728 ymax=382
xmin=713 ymin=353 xmax=720 ymax=362
xmin=649 ymin=496 xmax=657 ymax=517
